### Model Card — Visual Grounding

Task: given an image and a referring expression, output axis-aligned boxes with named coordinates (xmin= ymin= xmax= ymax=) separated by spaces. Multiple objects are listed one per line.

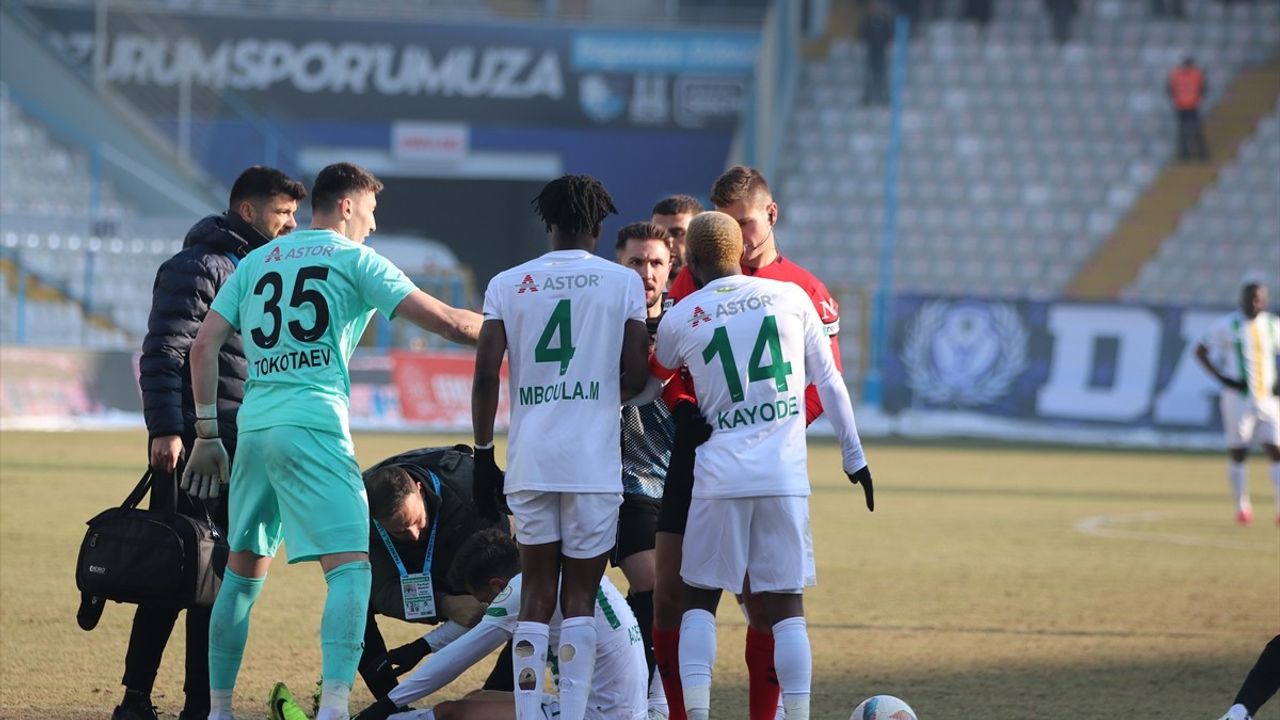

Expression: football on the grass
xmin=851 ymin=695 xmax=918 ymax=720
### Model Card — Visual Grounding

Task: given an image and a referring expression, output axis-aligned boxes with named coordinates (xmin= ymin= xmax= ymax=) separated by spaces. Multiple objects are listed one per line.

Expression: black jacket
xmin=139 ymin=213 xmax=270 ymax=441
xmin=364 ymin=446 xmax=510 ymax=623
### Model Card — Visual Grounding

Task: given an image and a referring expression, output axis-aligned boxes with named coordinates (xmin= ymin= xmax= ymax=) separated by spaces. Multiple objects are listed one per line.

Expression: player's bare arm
xmin=1195 ymin=341 xmax=1246 ymax=391
xmin=395 ymin=289 xmax=482 ymax=346
xmin=621 ymin=318 xmax=651 ymax=401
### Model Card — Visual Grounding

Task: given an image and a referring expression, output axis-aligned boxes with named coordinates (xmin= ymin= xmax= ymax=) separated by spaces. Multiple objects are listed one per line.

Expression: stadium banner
xmin=880 ymin=294 xmax=1232 ymax=448
xmin=28 ymin=6 xmax=758 ymax=130
xmin=0 ymin=347 xmax=506 ymax=433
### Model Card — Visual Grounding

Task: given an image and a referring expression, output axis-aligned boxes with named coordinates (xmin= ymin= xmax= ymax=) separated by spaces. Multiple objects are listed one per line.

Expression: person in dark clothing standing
xmin=1169 ymin=55 xmax=1210 ymax=161
xmin=1218 ymin=634 xmax=1280 ymax=720
xmin=1043 ymin=0 xmax=1078 ymax=44
xmin=359 ymin=446 xmax=514 ymax=707
xmin=862 ymin=0 xmax=895 ymax=105
xmin=113 ymin=165 xmax=305 ymax=720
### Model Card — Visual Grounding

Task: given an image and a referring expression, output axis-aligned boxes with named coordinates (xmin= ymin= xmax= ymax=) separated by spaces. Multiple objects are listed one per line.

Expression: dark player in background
xmin=655 ymin=166 xmax=844 ymax=720
xmin=112 ymin=166 xmax=305 ymax=720
xmin=1218 ymin=635 xmax=1280 ymax=720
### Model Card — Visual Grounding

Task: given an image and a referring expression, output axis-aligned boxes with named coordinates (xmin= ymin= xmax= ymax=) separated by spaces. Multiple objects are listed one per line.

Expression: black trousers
xmin=1176 ymin=108 xmax=1209 ymax=160
xmin=120 ymin=441 xmax=231 ymax=711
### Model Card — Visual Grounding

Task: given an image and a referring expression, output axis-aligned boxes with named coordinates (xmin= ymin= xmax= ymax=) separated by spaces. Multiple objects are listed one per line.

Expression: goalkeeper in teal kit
xmin=181 ymin=163 xmax=482 ymax=720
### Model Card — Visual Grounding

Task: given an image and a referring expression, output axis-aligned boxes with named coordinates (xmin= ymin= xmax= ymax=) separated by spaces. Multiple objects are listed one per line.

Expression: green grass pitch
xmin=1 ymin=430 xmax=1276 ymax=718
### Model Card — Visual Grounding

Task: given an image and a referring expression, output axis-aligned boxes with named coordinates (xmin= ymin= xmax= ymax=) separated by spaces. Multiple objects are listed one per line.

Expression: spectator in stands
xmin=1168 ymin=55 xmax=1209 ymax=161
xmin=862 ymin=0 xmax=895 ymax=105
xmin=1151 ymin=0 xmax=1187 ymax=19
xmin=358 ymin=445 xmax=512 ymax=708
xmin=113 ymin=166 xmax=305 ymax=720
xmin=1043 ymin=0 xmax=1078 ymax=45
xmin=962 ymin=0 xmax=994 ymax=30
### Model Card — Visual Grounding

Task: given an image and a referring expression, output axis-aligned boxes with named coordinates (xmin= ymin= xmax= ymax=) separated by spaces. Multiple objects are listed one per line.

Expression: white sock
xmin=210 ymin=689 xmax=233 ymax=719
xmin=316 ymin=679 xmax=351 ymax=720
xmin=679 ymin=609 xmax=716 ymax=718
xmin=557 ymin=616 xmax=598 ymax=720
xmin=512 ymin=621 xmax=550 ymax=720
xmin=773 ymin=616 xmax=811 ymax=720
xmin=1229 ymin=461 xmax=1249 ymax=510
xmin=1271 ymin=463 xmax=1280 ymax=516
xmin=649 ymin=668 xmax=669 ymax=712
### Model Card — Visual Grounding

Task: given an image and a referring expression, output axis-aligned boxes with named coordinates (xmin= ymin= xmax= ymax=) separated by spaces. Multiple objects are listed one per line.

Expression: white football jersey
xmin=656 ymin=275 xmax=864 ymax=499
xmin=483 ymin=249 xmax=646 ymax=493
xmin=1201 ymin=310 xmax=1280 ymax=400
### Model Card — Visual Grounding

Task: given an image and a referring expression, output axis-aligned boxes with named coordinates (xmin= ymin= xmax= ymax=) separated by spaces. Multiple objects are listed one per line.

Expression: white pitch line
xmin=1074 ymin=512 xmax=1278 ymax=552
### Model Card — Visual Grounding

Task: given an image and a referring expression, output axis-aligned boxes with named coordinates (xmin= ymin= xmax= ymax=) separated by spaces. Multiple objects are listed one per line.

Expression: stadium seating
xmin=1123 ymin=99 xmax=1280 ymax=306
xmin=776 ymin=0 xmax=1280 ymax=304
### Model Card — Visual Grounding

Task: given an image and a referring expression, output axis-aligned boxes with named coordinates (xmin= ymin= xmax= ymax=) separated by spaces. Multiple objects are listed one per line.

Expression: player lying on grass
xmin=352 ymin=528 xmax=647 ymax=720
xmin=653 ymin=211 xmax=872 ymax=720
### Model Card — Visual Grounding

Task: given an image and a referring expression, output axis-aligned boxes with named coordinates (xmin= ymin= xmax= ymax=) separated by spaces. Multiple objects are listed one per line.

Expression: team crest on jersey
xmin=689 ymin=305 xmax=712 ymax=327
xmin=263 ymin=246 xmax=283 ymax=263
xmin=902 ymin=300 xmax=1027 ymax=407
xmin=516 ymin=274 xmax=539 ymax=293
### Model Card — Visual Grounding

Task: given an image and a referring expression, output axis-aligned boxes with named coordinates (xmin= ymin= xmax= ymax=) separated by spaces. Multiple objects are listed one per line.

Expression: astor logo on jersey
xmin=517 ymin=379 xmax=600 ymax=406
xmin=263 ymin=244 xmax=335 ymax=263
xmin=690 ymin=306 xmax=712 ymax=327
xmin=516 ymin=275 xmax=539 ymax=293
xmin=253 ymin=348 xmax=333 ymax=376
xmin=516 ymin=273 xmax=602 ymax=294
xmin=716 ymin=394 xmax=799 ymax=430
xmin=714 ymin=294 xmax=774 ymax=318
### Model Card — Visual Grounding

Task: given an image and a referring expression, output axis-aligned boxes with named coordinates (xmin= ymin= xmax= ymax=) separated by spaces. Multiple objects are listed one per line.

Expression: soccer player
xmin=1194 ymin=281 xmax=1280 ymax=525
xmin=654 ymin=166 xmax=843 ymax=720
xmin=181 ymin=162 xmax=482 ymax=720
xmin=470 ymin=175 xmax=650 ymax=720
xmin=650 ymin=195 xmax=704 ymax=282
xmin=614 ymin=221 xmax=678 ymax=717
xmin=352 ymin=528 xmax=647 ymax=720
xmin=653 ymin=212 xmax=872 ymax=720
xmin=1218 ymin=634 xmax=1280 ymax=720
xmin=111 ymin=165 xmax=305 ymax=720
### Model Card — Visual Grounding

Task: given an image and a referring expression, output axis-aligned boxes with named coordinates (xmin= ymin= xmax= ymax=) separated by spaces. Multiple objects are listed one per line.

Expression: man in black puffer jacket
xmin=113 ymin=166 xmax=307 ymax=720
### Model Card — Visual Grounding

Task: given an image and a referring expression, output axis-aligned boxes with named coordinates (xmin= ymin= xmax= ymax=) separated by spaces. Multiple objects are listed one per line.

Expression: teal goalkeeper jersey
xmin=209 ymin=229 xmax=417 ymax=437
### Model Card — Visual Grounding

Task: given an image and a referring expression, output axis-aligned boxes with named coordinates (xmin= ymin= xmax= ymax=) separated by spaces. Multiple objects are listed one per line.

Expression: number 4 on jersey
xmin=535 ymin=298 xmax=576 ymax=375
xmin=702 ymin=314 xmax=792 ymax=402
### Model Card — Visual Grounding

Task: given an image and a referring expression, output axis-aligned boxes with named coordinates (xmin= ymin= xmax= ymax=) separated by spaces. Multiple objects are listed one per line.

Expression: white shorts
xmin=507 ymin=491 xmax=622 ymax=559
xmin=680 ymin=496 xmax=816 ymax=595
xmin=1221 ymin=392 xmax=1280 ymax=448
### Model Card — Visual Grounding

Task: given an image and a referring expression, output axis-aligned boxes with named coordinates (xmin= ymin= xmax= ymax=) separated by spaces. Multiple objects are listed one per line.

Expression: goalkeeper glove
xmin=848 ymin=465 xmax=874 ymax=512
xmin=472 ymin=445 xmax=506 ymax=522
xmin=180 ymin=437 xmax=228 ymax=500
xmin=374 ymin=637 xmax=431 ymax=678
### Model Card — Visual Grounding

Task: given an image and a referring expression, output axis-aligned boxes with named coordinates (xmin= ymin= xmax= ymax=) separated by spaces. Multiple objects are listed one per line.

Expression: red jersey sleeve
xmin=799 ymin=270 xmax=842 ymax=424
xmin=667 ymin=267 xmax=698 ymax=305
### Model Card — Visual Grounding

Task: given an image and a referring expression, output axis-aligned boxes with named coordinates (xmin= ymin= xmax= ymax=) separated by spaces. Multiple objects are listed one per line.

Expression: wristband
xmin=194 ymin=418 xmax=220 ymax=439
xmin=474 ymin=441 xmax=494 ymax=451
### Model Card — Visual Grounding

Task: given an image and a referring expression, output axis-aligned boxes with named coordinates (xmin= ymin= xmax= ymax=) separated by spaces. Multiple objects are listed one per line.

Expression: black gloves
xmin=848 ymin=465 xmax=874 ymax=512
xmin=1222 ymin=377 xmax=1248 ymax=393
xmin=472 ymin=445 xmax=506 ymax=522
xmin=374 ymin=637 xmax=431 ymax=678
xmin=353 ymin=696 xmax=400 ymax=720
xmin=665 ymin=401 xmax=713 ymax=498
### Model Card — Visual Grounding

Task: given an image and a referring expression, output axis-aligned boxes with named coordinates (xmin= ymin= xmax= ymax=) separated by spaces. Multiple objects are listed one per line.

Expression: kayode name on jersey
xmin=716 ymin=394 xmax=800 ymax=430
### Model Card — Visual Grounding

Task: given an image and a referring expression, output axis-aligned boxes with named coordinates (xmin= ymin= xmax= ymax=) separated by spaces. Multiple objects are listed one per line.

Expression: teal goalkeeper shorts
xmin=227 ymin=426 xmax=369 ymax=563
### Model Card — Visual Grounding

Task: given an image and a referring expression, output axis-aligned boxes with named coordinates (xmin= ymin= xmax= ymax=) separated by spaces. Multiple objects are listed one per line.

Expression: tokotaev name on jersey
xmin=517 ymin=380 xmax=601 ymax=406
xmin=254 ymin=348 xmax=333 ymax=376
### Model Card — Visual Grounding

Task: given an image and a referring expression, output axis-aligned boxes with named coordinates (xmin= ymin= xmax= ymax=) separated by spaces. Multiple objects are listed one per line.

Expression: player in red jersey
xmin=652 ymin=166 xmax=842 ymax=720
